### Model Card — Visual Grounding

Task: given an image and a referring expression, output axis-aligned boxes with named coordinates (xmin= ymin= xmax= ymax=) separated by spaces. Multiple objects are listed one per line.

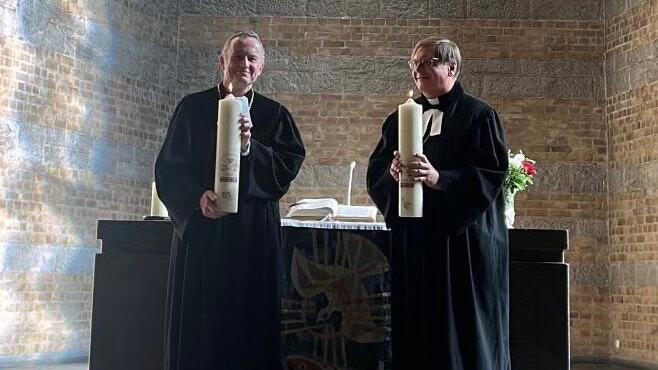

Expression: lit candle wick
xmin=228 ymin=82 xmax=233 ymax=94
xmin=408 ymin=90 xmax=413 ymax=98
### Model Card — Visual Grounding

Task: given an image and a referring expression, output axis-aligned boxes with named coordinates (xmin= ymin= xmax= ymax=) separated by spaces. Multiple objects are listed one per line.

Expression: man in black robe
xmin=367 ymin=38 xmax=510 ymax=370
xmin=155 ymin=30 xmax=305 ymax=370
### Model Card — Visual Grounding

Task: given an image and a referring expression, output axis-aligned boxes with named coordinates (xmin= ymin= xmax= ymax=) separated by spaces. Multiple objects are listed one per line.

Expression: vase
xmin=504 ymin=191 xmax=516 ymax=228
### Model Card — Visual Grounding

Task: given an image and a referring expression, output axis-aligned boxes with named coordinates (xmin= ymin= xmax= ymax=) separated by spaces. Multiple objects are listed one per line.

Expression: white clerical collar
xmin=422 ymin=108 xmax=443 ymax=137
xmin=427 ymin=97 xmax=439 ymax=105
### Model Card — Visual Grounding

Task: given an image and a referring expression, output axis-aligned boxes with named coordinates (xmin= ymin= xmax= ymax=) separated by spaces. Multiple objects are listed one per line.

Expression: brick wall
xmin=606 ymin=0 xmax=658 ymax=366
xmin=0 ymin=0 xmax=179 ymax=363
xmin=0 ymin=0 xmax=655 ymax=366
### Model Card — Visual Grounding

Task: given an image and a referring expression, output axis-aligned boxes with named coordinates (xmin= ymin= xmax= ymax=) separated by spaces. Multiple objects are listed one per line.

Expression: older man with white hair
xmin=156 ymin=30 xmax=305 ymax=370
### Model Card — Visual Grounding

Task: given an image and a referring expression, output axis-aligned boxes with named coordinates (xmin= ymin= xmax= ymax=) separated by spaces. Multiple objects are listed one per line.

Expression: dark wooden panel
xmin=89 ymin=254 xmax=169 ymax=370
xmin=509 ymin=229 xmax=569 ymax=262
xmin=97 ymin=220 xmax=173 ymax=254
xmin=91 ymin=220 xmax=174 ymax=370
xmin=510 ymin=262 xmax=570 ymax=370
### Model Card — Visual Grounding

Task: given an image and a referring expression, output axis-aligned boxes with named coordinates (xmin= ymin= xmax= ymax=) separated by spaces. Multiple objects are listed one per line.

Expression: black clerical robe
xmin=155 ymin=86 xmax=305 ymax=370
xmin=367 ymin=82 xmax=510 ymax=370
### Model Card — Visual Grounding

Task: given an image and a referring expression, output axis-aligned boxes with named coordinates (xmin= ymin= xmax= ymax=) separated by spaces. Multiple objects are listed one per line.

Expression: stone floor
xmin=0 ymin=364 xmax=84 ymax=370
xmin=572 ymin=365 xmax=646 ymax=370
xmin=0 ymin=362 xmax=647 ymax=370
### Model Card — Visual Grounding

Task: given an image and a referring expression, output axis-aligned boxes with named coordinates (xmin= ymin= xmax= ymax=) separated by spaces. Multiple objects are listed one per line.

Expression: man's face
xmin=219 ymin=37 xmax=264 ymax=91
xmin=411 ymin=46 xmax=454 ymax=98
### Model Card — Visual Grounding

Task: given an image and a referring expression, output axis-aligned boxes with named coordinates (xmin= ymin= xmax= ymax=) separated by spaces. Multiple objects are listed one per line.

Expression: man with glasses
xmin=367 ymin=38 xmax=510 ymax=369
xmin=155 ymin=31 xmax=305 ymax=370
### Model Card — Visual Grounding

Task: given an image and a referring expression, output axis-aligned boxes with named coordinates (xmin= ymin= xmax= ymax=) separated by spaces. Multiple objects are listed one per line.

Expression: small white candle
xmin=398 ymin=91 xmax=423 ymax=218
xmin=150 ymin=181 xmax=168 ymax=217
xmin=346 ymin=161 xmax=356 ymax=206
xmin=214 ymin=83 xmax=241 ymax=213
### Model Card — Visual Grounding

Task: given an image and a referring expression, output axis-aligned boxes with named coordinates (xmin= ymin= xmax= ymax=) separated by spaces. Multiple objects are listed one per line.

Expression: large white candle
xmin=214 ymin=84 xmax=241 ymax=213
xmin=150 ymin=181 xmax=168 ymax=217
xmin=398 ymin=92 xmax=423 ymax=218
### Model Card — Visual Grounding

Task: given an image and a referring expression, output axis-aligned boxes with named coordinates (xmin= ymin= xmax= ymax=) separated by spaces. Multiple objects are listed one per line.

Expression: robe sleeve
xmin=154 ymin=97 xmax=206 ymax=238
xmin=366 ymin=113 xmax=401 ymax=228
xmin=240 ymin=104 xmax=305 ymax=201
xmin=427 ymin=108 xmax=508 ymax=233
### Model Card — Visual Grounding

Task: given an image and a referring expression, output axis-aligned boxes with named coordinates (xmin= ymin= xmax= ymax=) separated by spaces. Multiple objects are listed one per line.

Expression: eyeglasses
xmin=408 ymin=57 xmax=441 ymax=70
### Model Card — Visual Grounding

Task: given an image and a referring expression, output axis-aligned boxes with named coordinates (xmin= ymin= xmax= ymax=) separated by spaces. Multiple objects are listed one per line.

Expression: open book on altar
xmin=285 ymin=198 xmax=379 ymax=222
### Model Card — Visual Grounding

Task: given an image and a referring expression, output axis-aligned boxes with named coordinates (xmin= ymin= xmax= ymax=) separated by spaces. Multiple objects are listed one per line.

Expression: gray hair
xmin=220 ymin=30 xmax=265 ymax=60
xmin=411 ymin=38 xmax=461 ymax=78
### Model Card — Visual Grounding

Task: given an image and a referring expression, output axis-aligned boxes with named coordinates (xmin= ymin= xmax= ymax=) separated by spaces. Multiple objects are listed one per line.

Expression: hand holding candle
xmin=398 ymin=90 xmax=423 ymax=217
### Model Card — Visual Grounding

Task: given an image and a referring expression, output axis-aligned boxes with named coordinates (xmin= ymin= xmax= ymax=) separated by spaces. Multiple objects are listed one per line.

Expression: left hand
xmin=199 ymin=190 xmax=228 ymax=219
xmin=405 ymin=153 xmax=440 ymax=189
xmin=238 ymin=114 xmax=252 ymax=152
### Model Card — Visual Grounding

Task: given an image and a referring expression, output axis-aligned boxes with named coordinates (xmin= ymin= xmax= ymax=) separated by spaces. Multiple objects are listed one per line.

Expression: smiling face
xmin=411 ymin=45 xmax=456 ymax=98
xmin=219 ymin=36 xmax=264 ymax=94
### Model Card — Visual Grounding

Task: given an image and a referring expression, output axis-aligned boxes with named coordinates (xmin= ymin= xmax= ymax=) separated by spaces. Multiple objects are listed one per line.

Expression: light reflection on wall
xmin=0 ymin=1 xmax=102 ymax=364
xmin=1 ymin=0 xmax=178 ymax=363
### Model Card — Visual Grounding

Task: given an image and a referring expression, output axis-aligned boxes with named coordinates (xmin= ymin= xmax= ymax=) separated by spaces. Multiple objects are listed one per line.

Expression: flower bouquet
xmin=503 ymin=150 xmax=537 ymax=228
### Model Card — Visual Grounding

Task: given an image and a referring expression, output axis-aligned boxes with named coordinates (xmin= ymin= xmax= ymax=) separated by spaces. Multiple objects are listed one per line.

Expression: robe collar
xmin=417 ymin=81 xmax=463 ymax=117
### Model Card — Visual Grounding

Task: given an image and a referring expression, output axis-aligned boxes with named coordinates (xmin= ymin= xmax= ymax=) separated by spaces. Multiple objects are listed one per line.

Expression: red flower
xmin=522 ymin=160 xmax=537 ymax=176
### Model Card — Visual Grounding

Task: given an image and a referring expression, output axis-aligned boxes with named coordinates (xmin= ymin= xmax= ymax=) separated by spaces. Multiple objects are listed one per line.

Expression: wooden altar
xmin=90 ymin=220 xmax=568 ymax=370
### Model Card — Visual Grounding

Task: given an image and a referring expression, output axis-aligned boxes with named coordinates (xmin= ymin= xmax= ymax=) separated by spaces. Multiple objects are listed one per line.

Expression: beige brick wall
xmin=0 ymin=273 xmax=93 ymax=358
xmin=0 ymin=0 xmax=655 ymax=365
xmin=606 ymin=0 xmax=658 ymax=365
xmin=0 ymin=0 xmax=178 ymax=363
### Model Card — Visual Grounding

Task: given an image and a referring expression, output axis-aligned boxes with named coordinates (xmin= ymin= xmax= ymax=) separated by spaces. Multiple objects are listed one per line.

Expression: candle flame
xmin=228 ymin=82 xmax=233 ymax=93
xmin=408 ymin=90 xmax=413 ymax=98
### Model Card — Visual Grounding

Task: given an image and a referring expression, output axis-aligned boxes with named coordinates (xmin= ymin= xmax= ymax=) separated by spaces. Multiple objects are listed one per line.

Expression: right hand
xmin=199 ymin=190 xmax=227 ymax=219
xmin=389 ymin=151 xmax=403 ymax=182
xmin=238 ymin=114 xmax=252 ymax=152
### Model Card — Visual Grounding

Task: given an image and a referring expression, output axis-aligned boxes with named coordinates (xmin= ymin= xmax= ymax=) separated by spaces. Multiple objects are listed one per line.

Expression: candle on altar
xmin=150 ymin=181 xmax=168 ymax=217
xmin=398 ymin=90 xmax=423 ymax=218
xmin=214 ymin=83 xmax=241 ymax=213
